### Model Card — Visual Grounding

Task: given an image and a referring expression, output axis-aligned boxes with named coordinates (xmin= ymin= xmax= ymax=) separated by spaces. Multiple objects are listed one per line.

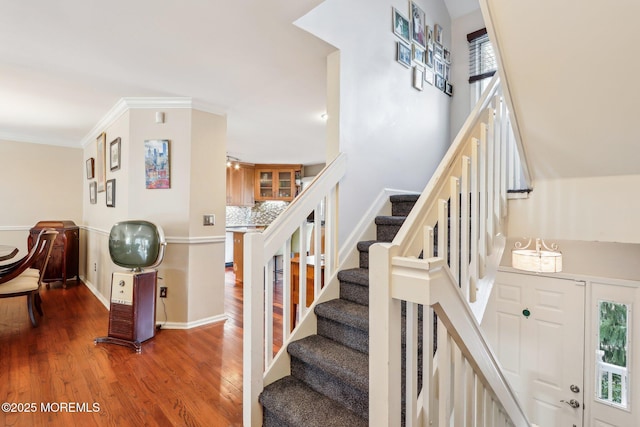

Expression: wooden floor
xmin=0 ymin=268 xmax=280 ymax=427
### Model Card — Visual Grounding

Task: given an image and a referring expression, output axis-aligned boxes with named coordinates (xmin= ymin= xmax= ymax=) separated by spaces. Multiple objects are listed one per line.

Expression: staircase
xmin=259 ymin=194 xmax=419 ymax=426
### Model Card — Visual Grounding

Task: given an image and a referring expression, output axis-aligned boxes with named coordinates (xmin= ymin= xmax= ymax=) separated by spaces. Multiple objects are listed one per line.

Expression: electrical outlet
xmin=159 ymin=287 xmax=167 ymax=298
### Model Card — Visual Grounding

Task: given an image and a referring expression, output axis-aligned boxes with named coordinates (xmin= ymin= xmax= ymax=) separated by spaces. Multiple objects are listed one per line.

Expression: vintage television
xmin=95 ymin=220 xmax=166 ymax=353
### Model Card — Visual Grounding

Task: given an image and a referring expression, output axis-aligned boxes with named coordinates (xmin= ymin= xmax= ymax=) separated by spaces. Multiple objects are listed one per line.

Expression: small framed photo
xmin=434 ymin=24 xmax=443 ymax=44
xmin=412 ymin=44 xmax=425 ymax=64
xmin=86 ymin=158 xmax=95 ymax=179
xmin=89 ymin=181 xmax=97 ymax=204
xmin=96 ymin=132 xmax=106 ymax=192
xmin=434 ymin=43 xmax=444 ymax=59
xmin=444 ymin=64 xmax=450 ymax=80
xmin=412 ymin=67 xmax=424 ymax=91
xmin=435 ymin=58 xmax=445 ymax=77
xmin=106 ymin=179 xmax=116 ymax=207
xmin=396 ymin=41 xmax=411 ymax=68
xmin=426 ymin=26 xmax=433 ymax=46
xmin=436 ymin=74 xmax=446 ymax=91
xmin=392 ymin=7 xmax=410 ymax=44
xmin=426 ymin=45 xmax=434 ymax=68
xmin=110 ymin=137 xmax=121 ymax=171
xmin=424 ymin=68 xmax=435 ymax=86
xmin=445 ymin=81 xmax=454 ymax=96
xmin=443 ymin=48 xmax=451 ymax=64
xmin=410 ymin=2 xmax=427 ymax=49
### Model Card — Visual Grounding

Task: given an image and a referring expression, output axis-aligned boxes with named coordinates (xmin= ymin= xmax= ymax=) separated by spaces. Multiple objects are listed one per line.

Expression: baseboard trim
xmin=157 ymin=314 xmax=227 ymax=330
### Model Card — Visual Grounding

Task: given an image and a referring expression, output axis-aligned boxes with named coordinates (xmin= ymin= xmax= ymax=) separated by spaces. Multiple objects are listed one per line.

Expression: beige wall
xmin=0 ymin=139 xmax=82 ymax=254
xmin=82 ymin=105 xmax=228 ymax=327
xmin=508 ymin=175 xmax=640 ymax=244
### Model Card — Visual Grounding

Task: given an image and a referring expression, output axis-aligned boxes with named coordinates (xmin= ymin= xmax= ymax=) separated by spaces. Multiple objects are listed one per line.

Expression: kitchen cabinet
xmin=232 ymin=232 xmax=244 ymax=283
xmin=226 ymin=164 xmax=255 ymax=206
xmin=254 ymin=164 xmax=301 ymax=202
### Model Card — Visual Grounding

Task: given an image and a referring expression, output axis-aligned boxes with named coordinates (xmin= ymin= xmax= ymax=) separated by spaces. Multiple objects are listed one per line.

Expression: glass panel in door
xmin=260 ymin=171 xmax=273 ymax=198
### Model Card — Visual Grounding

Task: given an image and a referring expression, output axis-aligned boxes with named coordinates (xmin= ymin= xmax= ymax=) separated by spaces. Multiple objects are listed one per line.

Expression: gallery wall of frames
xmin=393 ymin=1 xmax=453 ymax=96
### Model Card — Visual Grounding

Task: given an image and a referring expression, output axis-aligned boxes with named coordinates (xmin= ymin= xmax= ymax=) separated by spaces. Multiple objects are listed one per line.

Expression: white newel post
xmin=243 ymin=231 xmax=265 ymax=427
xmin=369 ymin=242 xmax=402 ymax=426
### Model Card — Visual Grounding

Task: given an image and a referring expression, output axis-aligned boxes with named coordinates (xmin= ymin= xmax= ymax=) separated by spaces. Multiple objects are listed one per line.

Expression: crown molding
xmin=80 ymin=97 xmax=226 ymax=148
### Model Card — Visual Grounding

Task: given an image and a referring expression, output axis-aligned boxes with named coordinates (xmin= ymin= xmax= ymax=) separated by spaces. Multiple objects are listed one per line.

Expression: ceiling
xmin=0 ymin=0 xmax=476 ymax=166
xmin=486 ymin=0 xmax=640 ymax=179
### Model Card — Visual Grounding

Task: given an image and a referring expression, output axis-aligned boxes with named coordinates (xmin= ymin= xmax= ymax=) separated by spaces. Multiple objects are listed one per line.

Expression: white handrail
xmin=369 ymin=77 xmax=531 ymax=426
xmin=243 ymin=153 xmax=347 ymax=427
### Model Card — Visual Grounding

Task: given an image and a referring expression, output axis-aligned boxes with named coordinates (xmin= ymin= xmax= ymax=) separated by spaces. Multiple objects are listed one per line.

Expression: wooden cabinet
xmin=95 ymin=270 xmax=157 ymax=353
xmin=226 ymin=164 xmax=255 ymax=206
xmin=254 ymin=164 xmax=302 ymax=202
xmin=232 ymin=232 xmax=244 ymax=283
xmin=28 ymin=220 xmax=79 ymax=288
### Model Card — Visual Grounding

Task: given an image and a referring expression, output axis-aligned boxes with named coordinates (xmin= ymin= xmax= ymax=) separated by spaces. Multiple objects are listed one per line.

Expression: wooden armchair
xmin=0 ymin=229 xmax=58 ymax=326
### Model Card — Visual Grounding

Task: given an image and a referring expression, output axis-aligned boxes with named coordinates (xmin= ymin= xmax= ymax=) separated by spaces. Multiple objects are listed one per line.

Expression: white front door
xmin=483 ymin=271 xmax=585 ymax=427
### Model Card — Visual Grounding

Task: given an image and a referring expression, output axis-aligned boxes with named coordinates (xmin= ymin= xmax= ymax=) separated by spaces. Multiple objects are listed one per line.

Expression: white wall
xmin=450 ymin=9 xmax=485 ymax=138
xmin=298 ymin=0 xmax=454 ymax=245
xmin=508 ymin=175 xmax=640 ymax=244
xmin=82 ymin=104 xmax=228 ymax=326
xmin=0 ymin=139 xmax=82 ymax=254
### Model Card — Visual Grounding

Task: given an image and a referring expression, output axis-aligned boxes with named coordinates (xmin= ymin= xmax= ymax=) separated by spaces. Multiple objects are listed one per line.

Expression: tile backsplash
xmin=226 ymin=201 xmax=289 ymax=226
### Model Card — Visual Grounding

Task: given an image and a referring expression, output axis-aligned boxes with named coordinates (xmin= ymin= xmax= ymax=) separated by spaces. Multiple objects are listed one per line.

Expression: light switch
xmin=203 ymin=214 xmax=215 ymax=226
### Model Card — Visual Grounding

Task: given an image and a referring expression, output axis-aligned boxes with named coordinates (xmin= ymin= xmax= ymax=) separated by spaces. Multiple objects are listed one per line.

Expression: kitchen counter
xmin=225 ymin=225 xmax=266 ymax=233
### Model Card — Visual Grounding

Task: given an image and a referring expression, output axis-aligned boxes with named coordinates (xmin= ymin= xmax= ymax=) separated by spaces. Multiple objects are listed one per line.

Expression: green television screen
xmin=108 ymin=220 xmax=164 ymax=269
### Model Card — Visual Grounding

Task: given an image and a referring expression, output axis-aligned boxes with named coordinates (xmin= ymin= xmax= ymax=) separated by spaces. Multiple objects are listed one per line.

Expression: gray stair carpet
xmin=260 ymin=194 xmax=420 ymax=426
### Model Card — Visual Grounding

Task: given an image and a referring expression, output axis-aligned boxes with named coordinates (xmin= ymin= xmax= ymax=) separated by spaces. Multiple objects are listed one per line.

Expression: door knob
xmin=570 ymin=384 xmax=580 ymax=393
xmin=560 ymin=399 xmax=580 ymax=409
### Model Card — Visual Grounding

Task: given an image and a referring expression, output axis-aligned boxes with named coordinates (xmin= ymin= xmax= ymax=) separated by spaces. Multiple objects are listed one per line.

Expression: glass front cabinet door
xmin=254 ymin=165 xmax=301 ymax=202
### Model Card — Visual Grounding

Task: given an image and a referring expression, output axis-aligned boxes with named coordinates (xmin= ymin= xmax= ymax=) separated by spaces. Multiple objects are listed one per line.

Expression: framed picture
xmin=110 ymin=137 xmax=121 ymax=171
xmin=144 ymin=139 xmax=171 ymax=189
xmin=392 ymin=7 xmax=410 ymax=44
xmin=443 ymin=48 xmax=451 ymax=64
xmin=435 ymin=58 xmax=445 ymax=77
xmin=433 ymin=43 xmax=444 ymax=59
xmin=106 ymin=179 xmax=116 ymax=207
xmin=445 ymin=81 xmax=454 ymax=96
xmin=424 ymin=68 xmax=435 ymax=86
xmin=412 ymin=67 xmax=424 ymax=91
xmin=396 ymin=41 xmax=411 ymax=68
xmin=89 ymin=181 xmax=97 ymax=204
xmin=96 ymin=132 xmax=106 ymax=192
xmin=434 ymin=24 xmax=443 ymax=44
xmin=412 ymin=44 xmax=425 ymax=64
xmin=436 ymin=74 xmax=446 ymax=91
xmin=426 ymin=45 xmax=434 ymax=68
xmin=426 ymin=26 xmax=433 ymax=46
xmin=86 ymin=158 xmax=95 ymax=179
xmin=410 ymin=2 xmax=426 ymax=49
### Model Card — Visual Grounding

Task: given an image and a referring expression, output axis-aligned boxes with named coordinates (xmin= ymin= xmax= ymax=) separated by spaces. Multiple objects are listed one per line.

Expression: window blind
xmin=468 ymin=28 xmax=496 ymax=83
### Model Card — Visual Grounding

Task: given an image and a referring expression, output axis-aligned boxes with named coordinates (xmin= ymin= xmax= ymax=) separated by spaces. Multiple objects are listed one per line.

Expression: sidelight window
xmin=596 ymin=300 xmax=630 ymax=409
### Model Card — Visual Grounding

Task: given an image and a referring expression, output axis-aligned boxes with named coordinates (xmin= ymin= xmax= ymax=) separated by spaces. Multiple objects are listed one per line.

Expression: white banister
xmin=243 ymin=153 xmax=347 ymax=427
xmin=370 ymin=76 xmax=532 ymax=426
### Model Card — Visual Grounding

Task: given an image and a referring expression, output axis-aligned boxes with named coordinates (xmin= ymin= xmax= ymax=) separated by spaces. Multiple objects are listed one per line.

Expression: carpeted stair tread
xmin=389 ymin=194 xmax=420 ymax=203
xmin=260 ymin=376 xmax=367 ymax=427
xmin=315 ymin=299 xmax=369 ymax=332
xmin=374 ymin=215 xmax=407 ymax=225
xmin=391 ymin=195 xmax=420 ymax=216
xmin=356 ymin=240 xmax=377 ymax=252
xmin=288 ymin=335 xmax=368 ymax=392
xmin=337 ymin=268 xmax=370 ymax=287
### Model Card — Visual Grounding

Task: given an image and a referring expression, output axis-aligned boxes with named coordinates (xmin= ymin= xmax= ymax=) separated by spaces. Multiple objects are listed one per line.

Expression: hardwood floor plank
xmin=0 ymin=268 xmax=254 ymax=426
